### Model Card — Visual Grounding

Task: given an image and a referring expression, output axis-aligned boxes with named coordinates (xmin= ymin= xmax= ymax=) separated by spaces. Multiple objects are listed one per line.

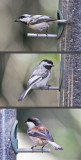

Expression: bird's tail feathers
xmin=18 ymin=86 xmax=32 ymax=101
xmin=48 ymin=141 xmax=63 ymax=150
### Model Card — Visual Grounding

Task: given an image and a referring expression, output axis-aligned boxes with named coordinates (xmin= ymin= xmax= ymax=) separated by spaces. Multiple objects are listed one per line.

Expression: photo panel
xmin=0 ymin=108 xmax=81 ymax=160
xmin=17 ymin=108 xmax=81 ymax=160
xmin=0 ymin=0 xmax=59 ymax=52
xmin=0 ymin=0 xmax=80 ymax=52
xmin=0 ymin=53 xmax=81 ymax=107
xmin=0 ymin=53 xmax=60 ymax=107
xmin=0 ymin=0 xmax=81 ymax=160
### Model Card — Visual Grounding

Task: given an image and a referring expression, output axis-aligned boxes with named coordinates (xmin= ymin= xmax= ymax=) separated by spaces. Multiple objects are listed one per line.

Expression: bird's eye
xmin=19 ymin=16 xmax=25 ymax=19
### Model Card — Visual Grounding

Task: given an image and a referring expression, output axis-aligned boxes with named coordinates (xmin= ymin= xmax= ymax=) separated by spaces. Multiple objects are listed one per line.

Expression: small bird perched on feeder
xmin=18 ymin=59 xmax=54 ymax=101
xmin=25 ymin=117 xmax=63 ymax=151
xmin=15 ymin=14 xmax=66 ymax=34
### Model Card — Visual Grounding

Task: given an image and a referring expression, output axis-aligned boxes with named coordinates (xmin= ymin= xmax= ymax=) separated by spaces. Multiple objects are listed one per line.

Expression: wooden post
xmin=58 ymin=0 xmax=81 ymax=106
xmin=0 ymin=109 xmax=17 ymax=160
xmin=58 ymin=0 xmax=81 ymax=51
xmin=60 ymin=54 xmax=81 ymax=107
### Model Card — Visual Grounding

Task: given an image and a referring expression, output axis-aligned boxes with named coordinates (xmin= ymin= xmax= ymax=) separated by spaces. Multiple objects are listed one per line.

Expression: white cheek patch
xmin=20 ymin=17 xmax=30 ymax=23
xmin=21 ymin=18 xmax=27 ymax=23
xmin=45 ymin=62 xmax=52 ymax=66
xmin=27 ymin=122 xmax=35 ymax=129
xmin=41 ymin=61 xmax=52 ymax=67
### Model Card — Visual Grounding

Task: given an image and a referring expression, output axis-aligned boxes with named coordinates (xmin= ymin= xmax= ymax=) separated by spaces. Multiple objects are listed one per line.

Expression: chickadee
xmin=18 ymin=59 xmax=54 ymax=101
xmin=15 ymin=14 xmax=66 ymax=33
xmin=25 ymin=117 xmax=63 ymax=151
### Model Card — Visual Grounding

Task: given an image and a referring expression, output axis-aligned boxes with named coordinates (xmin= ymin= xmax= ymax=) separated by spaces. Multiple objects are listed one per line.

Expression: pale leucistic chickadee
xmin=18 ymin=59 xmax=54 ymax=101
xmin=25 ymin=117 xmax=63 ymax=151
xmin=15 ymin=14 xmax=66 ymax=33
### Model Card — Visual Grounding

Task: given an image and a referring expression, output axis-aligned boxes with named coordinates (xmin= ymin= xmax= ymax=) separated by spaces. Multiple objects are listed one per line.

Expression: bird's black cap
xmin=25 ymin=117 xmax=42 ymax=126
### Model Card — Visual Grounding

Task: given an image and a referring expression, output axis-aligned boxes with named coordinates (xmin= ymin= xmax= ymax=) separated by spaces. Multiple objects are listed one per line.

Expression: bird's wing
xmin=28 ymin=129 xmax=54 ymax=142
xmin=27 ymin=73 xmax=48 ymax=87
xmin=27 ymin=75 xmax=42 ymax=87
xmin=29 ymin=15 xmax=57 ymax=25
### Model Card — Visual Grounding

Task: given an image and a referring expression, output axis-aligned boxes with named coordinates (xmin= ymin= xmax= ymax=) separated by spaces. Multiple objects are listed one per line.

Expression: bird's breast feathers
xmin=29 ymin=22 xmax=49 ymax=31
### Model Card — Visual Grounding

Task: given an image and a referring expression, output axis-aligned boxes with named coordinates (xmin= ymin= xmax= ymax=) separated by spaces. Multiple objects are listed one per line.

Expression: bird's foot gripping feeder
xmin=11 ymin=120 xmax=50 ymax=154
xmin=27 ymin=10 xmax=67 ymax=39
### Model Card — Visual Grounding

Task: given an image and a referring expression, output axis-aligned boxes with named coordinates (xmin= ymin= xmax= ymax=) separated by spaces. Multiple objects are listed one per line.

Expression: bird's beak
xmin=15 ymin=18 xmax=20 ymax=22
xmin=52 ymin=64 xmax=54 ymax=67
xmin=25 ymin=120 xmax=27 ymax=123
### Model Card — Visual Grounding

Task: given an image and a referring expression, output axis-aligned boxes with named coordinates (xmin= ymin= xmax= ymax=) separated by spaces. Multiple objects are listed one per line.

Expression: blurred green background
xmin=17 ymin=108 xmax=81 ymax=160
xmin=0 ymin=53 xmax=60 ymax=107
xmin=0 ymin=0 xmax=59 ymax=51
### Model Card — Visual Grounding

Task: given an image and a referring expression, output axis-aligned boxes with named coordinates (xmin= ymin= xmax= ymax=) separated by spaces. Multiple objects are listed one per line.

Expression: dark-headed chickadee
xmin=18 ymin=59 xmax=54 ymax=101
xmin=25 ymin=117 xmax=63 ymax=151
xmin=15 ymin=14 xmax=66 ymax=33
